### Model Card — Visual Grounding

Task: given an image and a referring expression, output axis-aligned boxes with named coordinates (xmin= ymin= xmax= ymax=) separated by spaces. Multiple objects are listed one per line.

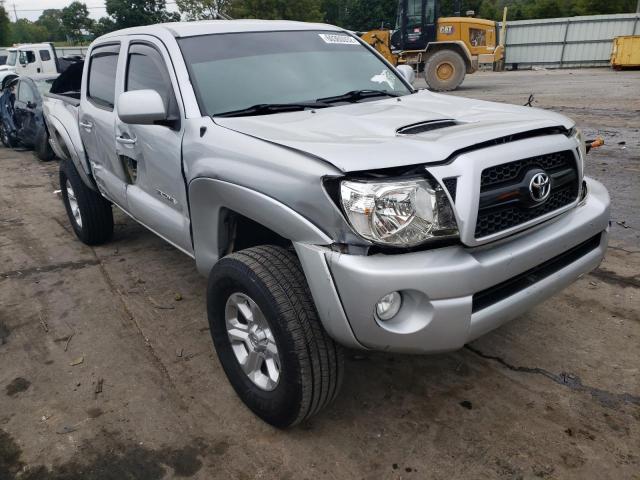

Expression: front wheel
xmin=0 ymin=122 xmax=14 ymax=148
xmin=424 ymin=49 xmax=466 ymax=92
xmin=207 ymin=245 xmax=344 ymax=428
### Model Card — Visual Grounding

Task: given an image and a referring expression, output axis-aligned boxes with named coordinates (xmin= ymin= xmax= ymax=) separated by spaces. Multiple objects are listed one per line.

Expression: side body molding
xmin=189 ymin=178 xmax=333 ymax=276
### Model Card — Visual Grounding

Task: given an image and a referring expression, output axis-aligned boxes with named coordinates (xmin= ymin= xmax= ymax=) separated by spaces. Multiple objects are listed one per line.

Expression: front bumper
xmin=295 ymin=177 xmax=610 ymax=354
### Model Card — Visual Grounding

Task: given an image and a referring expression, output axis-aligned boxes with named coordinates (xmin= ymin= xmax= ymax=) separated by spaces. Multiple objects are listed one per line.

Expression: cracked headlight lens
xmin=340 ymin=178 xmax=458 ymax=247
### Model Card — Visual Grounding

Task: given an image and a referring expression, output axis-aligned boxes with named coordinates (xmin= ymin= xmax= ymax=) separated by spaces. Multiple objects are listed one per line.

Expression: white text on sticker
xmin=319 ymin=33 xmax=359 ymax=45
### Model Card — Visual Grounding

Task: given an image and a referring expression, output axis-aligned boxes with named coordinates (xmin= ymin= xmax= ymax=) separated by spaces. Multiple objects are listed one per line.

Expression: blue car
xmin=0 ymin=73 xmax=57 ymax=160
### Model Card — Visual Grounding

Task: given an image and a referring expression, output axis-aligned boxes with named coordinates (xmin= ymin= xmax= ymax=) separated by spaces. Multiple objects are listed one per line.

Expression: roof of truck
xmin=99 ymin=19 xmax=343 ymax=40
xmin=7 ymin=43 xmax=53 ymax=51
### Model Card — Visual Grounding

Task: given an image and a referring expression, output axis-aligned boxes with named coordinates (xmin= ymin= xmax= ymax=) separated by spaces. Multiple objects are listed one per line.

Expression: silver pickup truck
xmin=43 ymin=20 xmax=610 ymax=428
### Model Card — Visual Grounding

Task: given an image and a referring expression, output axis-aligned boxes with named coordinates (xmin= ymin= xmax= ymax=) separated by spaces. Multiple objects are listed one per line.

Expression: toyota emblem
xmin=529 ymin=172 xmax=551 ymax=202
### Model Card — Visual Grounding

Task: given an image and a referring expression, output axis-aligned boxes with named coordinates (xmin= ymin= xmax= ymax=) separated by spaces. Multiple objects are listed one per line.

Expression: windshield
xmin=6 ymin=51 xmax=17 ymax=66
xmin=178 ymin=30 xmax=412 ymax=116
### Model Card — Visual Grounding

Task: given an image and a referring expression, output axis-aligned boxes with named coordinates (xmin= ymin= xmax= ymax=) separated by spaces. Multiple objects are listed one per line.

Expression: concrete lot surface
xmin=1 ymin=69 xmax=639 ymax=479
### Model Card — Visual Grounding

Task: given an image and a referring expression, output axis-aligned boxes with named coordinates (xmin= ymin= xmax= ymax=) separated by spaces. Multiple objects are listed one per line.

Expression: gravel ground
xmin=0 ymin=68 xmax=638 ymax=480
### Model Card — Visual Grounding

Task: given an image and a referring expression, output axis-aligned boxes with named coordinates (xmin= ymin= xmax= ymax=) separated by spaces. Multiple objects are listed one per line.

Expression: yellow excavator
xmin=361 ymin=0 xmax=505 ymax=91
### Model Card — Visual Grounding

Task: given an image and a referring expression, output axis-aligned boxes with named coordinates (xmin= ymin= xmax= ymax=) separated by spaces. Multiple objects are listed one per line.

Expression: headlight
xmin=340 ymin=177 xmax=458 ymax=247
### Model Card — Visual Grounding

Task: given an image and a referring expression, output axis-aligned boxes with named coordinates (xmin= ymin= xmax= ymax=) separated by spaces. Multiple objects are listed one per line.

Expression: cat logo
xmin=439 ymin=25 xmax=454 ymax=35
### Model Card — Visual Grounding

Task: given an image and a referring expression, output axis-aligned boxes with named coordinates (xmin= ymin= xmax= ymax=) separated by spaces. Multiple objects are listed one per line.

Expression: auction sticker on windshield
xmin=318 ymin=33 xmax=359 ymax=45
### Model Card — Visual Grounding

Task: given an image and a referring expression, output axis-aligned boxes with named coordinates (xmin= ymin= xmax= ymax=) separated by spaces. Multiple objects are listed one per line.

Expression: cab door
xmin=13 ymin=79 xmax=38 ymax=146
xmin=114 ymin=37 xmax=191 ymax=253
xmin=79 ymin=43 xmax=129 ymax=208
xmin=396 ymin=0 xmax=437 ymax=50
xmin=17 ymin=50 xmax=41 ymax=76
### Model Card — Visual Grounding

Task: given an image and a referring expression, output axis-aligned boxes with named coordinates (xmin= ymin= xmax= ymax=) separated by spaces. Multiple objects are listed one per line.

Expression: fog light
xmin=376 ymin=292 xmax=402 ymax=321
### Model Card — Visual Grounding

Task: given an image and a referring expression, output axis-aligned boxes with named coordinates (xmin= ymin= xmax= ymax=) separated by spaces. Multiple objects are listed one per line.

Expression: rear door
xmin=79 ymin=43 xmax=129 ymax=208
xmin=38 ymin=48 xmax=57 ymax=74
xmin=13 ymin=79 xmax=38 ymax=146
xmin=114 ymin=37 xmax=191 ymax=253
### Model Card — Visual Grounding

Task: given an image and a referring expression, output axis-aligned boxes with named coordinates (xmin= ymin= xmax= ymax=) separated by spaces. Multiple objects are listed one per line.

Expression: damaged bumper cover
xmin=295 ymin=177 xmax=610 ymax=354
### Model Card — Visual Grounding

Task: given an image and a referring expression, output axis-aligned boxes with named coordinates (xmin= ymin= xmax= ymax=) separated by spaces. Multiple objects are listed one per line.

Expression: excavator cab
xmin=391 ymin=0 xmax=438 ymax=51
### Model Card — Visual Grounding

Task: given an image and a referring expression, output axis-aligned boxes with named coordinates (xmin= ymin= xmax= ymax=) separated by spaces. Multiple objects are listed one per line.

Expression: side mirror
xmin=396 ymin=65 xmax=415 ymax=85
xmin=117 ymin=89 xmax=167 ymax=125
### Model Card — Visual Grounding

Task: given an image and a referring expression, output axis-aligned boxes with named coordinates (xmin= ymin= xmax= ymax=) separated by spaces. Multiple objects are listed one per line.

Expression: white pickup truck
xmin=43 ymin=20 xmax=610 ymax=428
xmin=0 ymin=43 xmax=83 ymax=84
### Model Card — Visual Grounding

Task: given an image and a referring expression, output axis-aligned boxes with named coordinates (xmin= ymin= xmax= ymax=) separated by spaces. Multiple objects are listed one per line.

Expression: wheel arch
xmin=46 ymin=115 xmax=97 ymax=191
xmin=189 ymin=177 xmax=332 ymax=276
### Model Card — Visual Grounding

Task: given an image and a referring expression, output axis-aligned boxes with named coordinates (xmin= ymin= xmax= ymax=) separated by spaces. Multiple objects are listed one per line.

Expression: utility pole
xmin=12 ymin=2 xmax=18 ymax=20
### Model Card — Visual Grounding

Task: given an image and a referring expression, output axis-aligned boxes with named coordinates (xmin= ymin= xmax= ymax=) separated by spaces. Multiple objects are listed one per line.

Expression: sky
xmin=2 ymin=0 xmax=180 ymax=22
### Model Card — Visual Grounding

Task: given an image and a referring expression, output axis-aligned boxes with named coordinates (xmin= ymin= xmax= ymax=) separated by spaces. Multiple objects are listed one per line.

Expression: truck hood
xmin=214 ymin=90 xmax=574 ymax=172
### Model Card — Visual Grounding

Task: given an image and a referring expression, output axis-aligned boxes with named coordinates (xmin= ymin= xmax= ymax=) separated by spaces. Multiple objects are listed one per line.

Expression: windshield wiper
xmin=317 ymin=89 xmax=399 ymax=104
xmin=214 ymin=102 xmax=330 ymax=118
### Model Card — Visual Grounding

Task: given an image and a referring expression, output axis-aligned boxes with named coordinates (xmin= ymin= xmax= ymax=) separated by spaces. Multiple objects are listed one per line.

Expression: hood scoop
xmin=396 ymin=119 xmax=458 ymax=136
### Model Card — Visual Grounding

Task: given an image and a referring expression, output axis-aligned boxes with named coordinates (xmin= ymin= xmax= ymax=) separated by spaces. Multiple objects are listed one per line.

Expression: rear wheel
xmin=424 ymin=49 xmax=466 ymax=92
xmin=35 ymin=130 xmax=55 ymax=161
xmin=207 ymin=245 xmax=344 ymax=428
xmin=59 ymin=160 xmax=113 ymax=245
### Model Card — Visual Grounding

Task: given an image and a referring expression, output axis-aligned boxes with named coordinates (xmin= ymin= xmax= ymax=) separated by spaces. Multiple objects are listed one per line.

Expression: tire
xmin=0 ymin=123 xmax=14 ymax=148
xmin=35 ymin=130 xmax=55 ymax=161
xmin=59 ymin=160 xmax=113 ymax=245
xmin=424 ymin=49 xmax=466 ymax=92
xmin=207 ymin=245 xmax=344 ymax=428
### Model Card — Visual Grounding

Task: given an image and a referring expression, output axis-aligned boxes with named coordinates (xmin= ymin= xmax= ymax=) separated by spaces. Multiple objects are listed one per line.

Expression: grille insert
xmin=481 ymin=151 xmax=573 ymax=192
xmin=475 ymin=151 xmax=579 ymax=238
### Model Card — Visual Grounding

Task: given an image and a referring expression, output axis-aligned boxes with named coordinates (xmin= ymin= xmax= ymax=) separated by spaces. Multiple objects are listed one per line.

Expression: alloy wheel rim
xmin=225 ymin=292 xmax=281 ymax=391
xmin=66 ymin=180 xmax=82 ymax=228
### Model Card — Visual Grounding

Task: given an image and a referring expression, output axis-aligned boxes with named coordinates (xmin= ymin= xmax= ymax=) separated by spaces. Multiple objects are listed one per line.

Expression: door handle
xmin=80 ymin=121 xmax=93 ymax=131
xmin=116 ymin=136 xmax=137 ymax=145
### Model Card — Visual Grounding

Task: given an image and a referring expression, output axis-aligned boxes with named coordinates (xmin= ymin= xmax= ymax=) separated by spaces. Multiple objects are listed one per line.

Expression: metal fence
xmin=501 ymin=13 xmax=640 ymax=68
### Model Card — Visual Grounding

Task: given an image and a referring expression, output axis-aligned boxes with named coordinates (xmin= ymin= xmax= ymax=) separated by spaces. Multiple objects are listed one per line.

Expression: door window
xmin=17 ymin=82 xmax=36 ymax=104
xmin=125 ymin=43 xmax=179 ymax=120
xmin=87 ymin=44 xmax=120 ymax=110
xmin=39 ymin=50 xmax=52 ymax=62
xmin=18 ymin=51 xmax=36 ymax=65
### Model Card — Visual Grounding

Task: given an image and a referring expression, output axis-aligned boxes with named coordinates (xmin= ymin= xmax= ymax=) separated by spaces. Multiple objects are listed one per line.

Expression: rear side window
xmin=125 ymin=43 xmax=179 ymax=119
xmin=88 ymin=44 xmax=120 ymax=110
xmin=39 ymin=50 xmax=52 ymax=62
xmin=17 ymin=81 xmax=36 ymax=104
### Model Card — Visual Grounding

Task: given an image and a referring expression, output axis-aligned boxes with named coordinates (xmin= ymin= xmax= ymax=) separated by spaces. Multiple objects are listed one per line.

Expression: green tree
xmin=176 ymin=0 xmax=232 ymax=20
xmin=9 ymin=19 xmax=49 ymax=43
xmin=341 ymin=0 xmax=397 ymax=31
xmin=106 ymin=0 xmax=180 ymax=29
xmin=36 ymin=9 xmax=66 ymax=42
xmin=0 ymin=6 xmax=11 ymax=46
xmin=91 ymin=17 xmax=117 ymax=37
xmin=574 ymin=0 xmax=636 ymax=15
xmin=230 ymin=0 xmax=324 ymax=22
xmin=61 ymin=2 xmax=94 ymax=43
